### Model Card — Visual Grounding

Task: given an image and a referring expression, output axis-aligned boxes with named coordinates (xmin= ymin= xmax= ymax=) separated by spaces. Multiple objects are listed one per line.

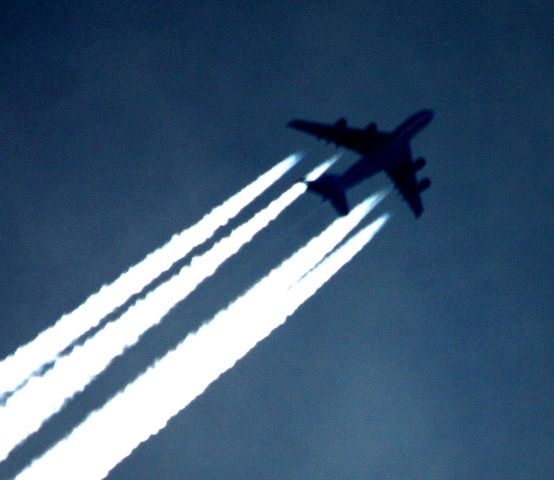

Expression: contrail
xmin=0 ymin=158 xmax=337 ymax=463
xmin=15 ymin=195 xmax=387 ymax=480
xmin=0 ymin=154 xmax=301 ymax=400
xmin=285 ymin=213 xmax=389 ymax=320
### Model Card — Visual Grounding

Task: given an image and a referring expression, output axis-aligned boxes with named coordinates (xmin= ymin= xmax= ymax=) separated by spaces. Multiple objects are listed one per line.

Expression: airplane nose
xmin=415 ymin=109 xmax=434 ymax=128
xmin=422 ymin=109 xmax=435 ymax=121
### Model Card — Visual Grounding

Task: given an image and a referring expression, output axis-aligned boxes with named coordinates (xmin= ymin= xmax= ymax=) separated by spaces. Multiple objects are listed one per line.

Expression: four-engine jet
xmin=288 ymin=109 xmax=434 ymax=217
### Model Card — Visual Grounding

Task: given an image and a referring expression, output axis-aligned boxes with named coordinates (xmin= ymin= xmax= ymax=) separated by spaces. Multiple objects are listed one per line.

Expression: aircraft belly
xmin=341 ymin=157 xmax=381 ymax=189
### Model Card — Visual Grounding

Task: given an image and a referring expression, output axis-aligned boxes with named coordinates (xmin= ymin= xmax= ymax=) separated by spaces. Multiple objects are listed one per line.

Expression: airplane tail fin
xmin=306 ymin=174 xmax=349 ymax=216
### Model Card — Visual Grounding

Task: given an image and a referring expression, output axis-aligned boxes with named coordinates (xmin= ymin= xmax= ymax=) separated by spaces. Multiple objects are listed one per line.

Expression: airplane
xmin=288 ymin=109 xmax=434 ymax=217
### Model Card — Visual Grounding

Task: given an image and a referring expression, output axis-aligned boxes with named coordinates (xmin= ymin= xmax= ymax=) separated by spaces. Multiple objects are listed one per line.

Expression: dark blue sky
xmin=1 ymin=1 xmax=553 ymax=479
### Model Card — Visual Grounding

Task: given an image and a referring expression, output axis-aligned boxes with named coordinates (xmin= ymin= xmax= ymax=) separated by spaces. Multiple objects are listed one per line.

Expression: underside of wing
xmin=287 ymin=119 xmax=351 ymax=147
xmin=386 ymin=148 xmax=429 ymax=218
xmin=288 ymin=117 xmax=392 ymax=158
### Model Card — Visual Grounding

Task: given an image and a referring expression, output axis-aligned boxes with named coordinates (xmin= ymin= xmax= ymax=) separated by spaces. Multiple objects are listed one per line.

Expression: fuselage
xmin=392 ymin=109 xmax=435 ymax=142
xmin=338 ymin=109 xmax=434 ymax=190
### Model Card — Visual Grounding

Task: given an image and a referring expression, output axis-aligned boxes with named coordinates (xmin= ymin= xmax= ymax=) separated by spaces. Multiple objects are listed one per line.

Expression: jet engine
xmin=365 ymin=122 xmax=377 ymax=133
xmin=334 ymin=118 xmax=347 ymax=128
xmin=414 ymin=157 xmax=426 ymax=171
xmin=418 ymin=177 xmax=431 ymax=193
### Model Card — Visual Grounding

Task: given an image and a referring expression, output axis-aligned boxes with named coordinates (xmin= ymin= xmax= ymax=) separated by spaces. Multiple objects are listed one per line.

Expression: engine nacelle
xmin=418 ymin=177 xmax=431 ymax=193
xmin=334 ymin=118 xmax=347 ymax=128
xmin=414 ymin=157 xmax=426 ymax=171
xmin=365 ymin=122 xmax=377 ymax=133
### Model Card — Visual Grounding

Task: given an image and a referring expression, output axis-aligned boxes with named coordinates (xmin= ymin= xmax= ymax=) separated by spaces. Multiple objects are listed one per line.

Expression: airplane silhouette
xmin=288 ymin=109 xmax=434 ymax=217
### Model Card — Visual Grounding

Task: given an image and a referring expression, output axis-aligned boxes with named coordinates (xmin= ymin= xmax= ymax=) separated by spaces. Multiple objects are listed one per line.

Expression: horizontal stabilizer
xmin=306 ymin=174 xmax=350 ymax=216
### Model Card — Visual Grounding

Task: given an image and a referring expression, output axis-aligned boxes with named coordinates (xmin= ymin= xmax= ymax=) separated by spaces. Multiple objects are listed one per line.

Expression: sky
xmin=1 ymin=1 xmax=553 ymax=479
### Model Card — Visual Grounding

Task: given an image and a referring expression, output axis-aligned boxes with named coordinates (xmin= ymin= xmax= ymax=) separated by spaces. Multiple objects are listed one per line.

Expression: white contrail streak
xmin=284 ymin=213 xmax=389 ymax=320
xmin=15 ymin=195 xmax=387 ymax=480
xmin=0 ymin=154 xmax=301 ymax=400
xmin=0 ymin=158 xmax=337 ymax=463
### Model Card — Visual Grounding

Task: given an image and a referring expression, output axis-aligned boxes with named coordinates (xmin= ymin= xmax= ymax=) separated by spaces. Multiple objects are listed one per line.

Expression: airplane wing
xmin=385 ymin=148 xmax=429 ymax=218
xmin=288 ymin=118 xmax=386 ymax=153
